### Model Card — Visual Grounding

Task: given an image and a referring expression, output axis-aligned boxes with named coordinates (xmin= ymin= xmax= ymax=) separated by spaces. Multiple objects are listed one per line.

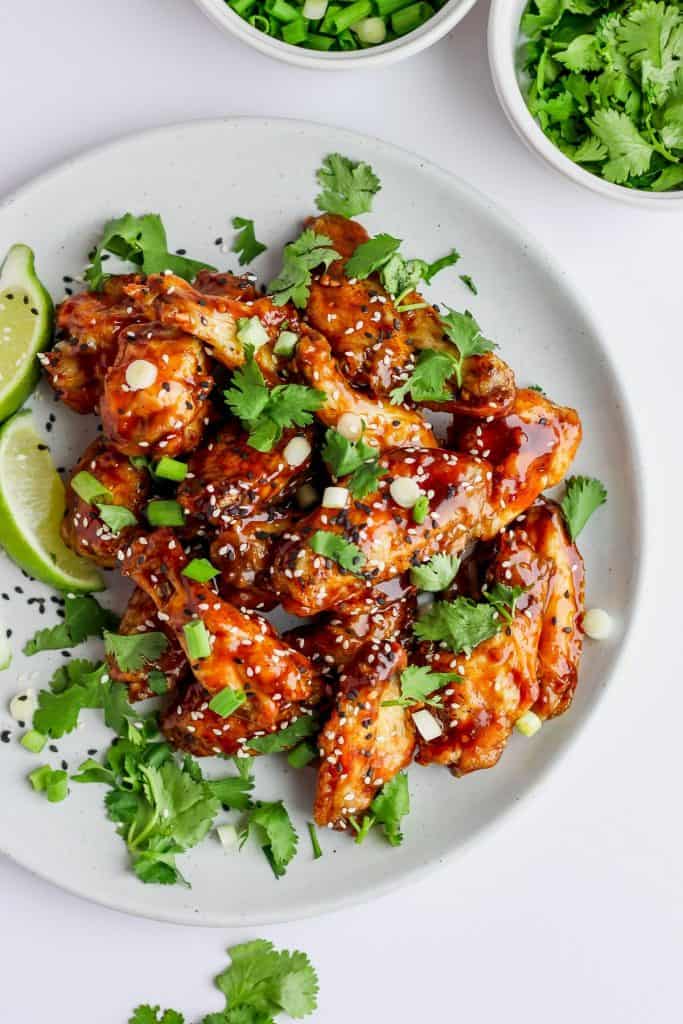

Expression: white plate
xmin=0 ymin=118 xmax=643 ymax=926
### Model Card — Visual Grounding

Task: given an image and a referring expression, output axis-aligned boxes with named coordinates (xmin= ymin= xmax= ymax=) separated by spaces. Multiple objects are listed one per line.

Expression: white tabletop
xmin=3 ymin=1 xmax=682 ymax=1021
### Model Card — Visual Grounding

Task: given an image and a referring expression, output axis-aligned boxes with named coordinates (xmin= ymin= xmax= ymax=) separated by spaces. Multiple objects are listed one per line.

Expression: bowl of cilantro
xmin=488 ymin=0 xmax=683 ymax=205
xmin=192 ymin=0 xmax=479 ymax=67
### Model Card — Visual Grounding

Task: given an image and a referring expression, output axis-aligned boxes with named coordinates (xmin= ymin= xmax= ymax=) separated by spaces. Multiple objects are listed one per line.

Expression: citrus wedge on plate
xmin=0 ymin=244 xmax=53 ymax=421
xmin=0 ymin=410 xmax=103 ymax=592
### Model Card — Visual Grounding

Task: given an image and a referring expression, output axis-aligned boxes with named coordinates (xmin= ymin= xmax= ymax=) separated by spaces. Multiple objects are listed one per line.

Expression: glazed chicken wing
xmin=41 ymin=276 xmax=147 ymax=413
xmin=61 ymin=437 xmax=150 ymax=567
xmin=122 ymin=529 xmax=319 ymax=750
xmin=415 ymin=519 xmax=552 ymax=774
xmin=450 ymin=387 xmax=582 ymax=540
xmin=177 ymin=421 xmax=313 ymax=528
xmin=314 ymin=640 xmax=415 ymax=830
xmin=271 ymin=446 xmax=489 ymax=616
xmin=105 ymin=586 xmax=188 ymax=702
xmin=100 ymin=323 xmax=213 ymax=458
xmin=295 ymin=327 xmax=437 ymax=451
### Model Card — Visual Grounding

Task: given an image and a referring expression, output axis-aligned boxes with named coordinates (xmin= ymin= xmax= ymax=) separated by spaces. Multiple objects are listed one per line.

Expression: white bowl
xmin=192 ymin=0 xmax=479 ymax=69
xmin=488 ymin=0 xmax=683 ymax=208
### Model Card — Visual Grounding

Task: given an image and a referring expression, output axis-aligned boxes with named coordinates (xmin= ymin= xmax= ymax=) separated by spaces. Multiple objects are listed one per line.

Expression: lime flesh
xmin=0 ymin=244 xmax=53 ymax=422
xmin=0 ymin=410 xmax=103 ymax=592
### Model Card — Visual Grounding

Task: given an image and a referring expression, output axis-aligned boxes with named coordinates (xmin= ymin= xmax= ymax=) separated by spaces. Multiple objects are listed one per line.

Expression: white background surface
xmin=2 ymin=1 xmax=681 ymax=1021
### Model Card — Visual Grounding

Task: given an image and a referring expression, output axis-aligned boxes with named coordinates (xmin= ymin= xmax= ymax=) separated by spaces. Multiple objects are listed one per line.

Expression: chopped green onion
xmin=274 ymin=329 xmax=299 ymax=357
xmin=376 ymin=0 xmax=412 ymax=16
xmin=146 ymin=499 xmax=185 ymax=527
xmin=391 ymin=1 xmax=433 ymax=35
xmin=306 ymin=32 xmax=335 ymax=49
xmin=307 ymin=821 xmax=323 ymax=859
xmin=287 ymin=739 xmax=317 ymax=768
xmin=236 ymin=315 xmax=269 ymax=349
xmin=182 ymin=558 xmax=220 ymax=583
xmin=515 ymin=710 xmax=542 ymax=737
xmin=47 ymin=772 xmax=69 ymax=803
xmin=412 ymin=494 xmax=429 ymax=524
xmin=96 ymin=504 xmax=137 ymax=534
xmin=329 ymin=0 xmax=371 ymax=34
xmin=303 ymin=0 xmax=328 ymax=17
xmin=265 ymin=0 xmax=300 ymax=21
xmin=183 ymin=619 xmax=212 ymax=661
xmin=352 ymin=15 xmax=386 ymax=44
xmin=20 ymin=730 xmax=47 ymax=754
xmin=248 ymin=12 xmax=271 ymax=31
xmin=209 ymin=687 xmax=247 ymax=718
xmin=28 ymin=765 xmax=52 ymax=792
xmin=338 ymin=28 xmax=358 ymax=48
xmin=154 ymin=456 xmax=187 ymax=481
xmin=396 ymin=301 xmax=429 ymax=312
xmin=71 ymin=470 xmax=111 ymax=505
xmin=230 ymin=0 xmax=257 ymax=15
xmin=282 ymin=17 xmax=308 ymax=43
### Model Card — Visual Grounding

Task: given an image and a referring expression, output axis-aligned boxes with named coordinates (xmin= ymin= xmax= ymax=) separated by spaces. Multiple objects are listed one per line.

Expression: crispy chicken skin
xmin=122 ymin=528 xmax=318 ymax=710
xmin=521 ymin=499 xmax=585 ymax=719
xmin=106 ymin=586 xmax=188 ymax=702
xmin=271 ymin=447 xmax=489 ymax=616
xmin=314 ymin=640 xmax=415 ymax=830
xmin=122 ymin=273 xmax=296 ymax=375
xmin=415 ymin=519 xmax=552 ymax=774
xmin=41 ymin=276 xmax=146 ymax=413
xmin=177 ymin=421 xmax=313 ymax=527
xmin=61 ymin=438 xmax=150 ymax=567
xmin=450 ymin=387 xmax=582 ymax=540
xmin=296 ymin=327 xmax=437 ymax=451
xmin=193 ymin=270 xmax=260 ymax=301
xmin=100 ymin=323 xmax=213 ymax=458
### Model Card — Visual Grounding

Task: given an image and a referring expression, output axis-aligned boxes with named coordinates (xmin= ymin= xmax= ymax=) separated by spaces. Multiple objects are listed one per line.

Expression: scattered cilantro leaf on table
xmin=560 ymin=475 xmax=607 ymax=539
xmin=129 ymin=1008 xmax=185 ymax=1024
xmin=23 ymin=595 xmax=118 ymax=655
xmin=224 ymin=347 xmax=325 ymax=452
xmin=309 ymin=530 xmax=365 ymax=574
xmin=231 ymin=216 xmax=267 ymax=265
xmin=268 ymin=229 xmax=338 ymax=307
xmin=315 ymin=153 xmax=381 ymax=217
xmin=459 ymin=273 xmax=478 ymax=294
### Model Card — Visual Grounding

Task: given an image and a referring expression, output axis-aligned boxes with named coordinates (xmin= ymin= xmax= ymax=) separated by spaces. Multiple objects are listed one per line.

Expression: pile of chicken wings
xmin=43 ymin=213 xmax=584 ymax=834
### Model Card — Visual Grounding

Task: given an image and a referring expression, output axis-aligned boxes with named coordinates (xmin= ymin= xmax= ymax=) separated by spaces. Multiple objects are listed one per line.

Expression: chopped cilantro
xmin=352 ymin=772 xmax=410 ymax=847
xmin=560 ymin=475 xmax=607 ymax=540
xmin=412 ymin=494 xmax=430 ymax=524
xmin=231 ymin=216 xmax=267 ymax=265
xmin=440 ymin=307 xmax=496 ymax=387
xmin=268 ymin=229 xmax=338 ymax=307
xmin=182 ymin=557 xmax=220 ymax=583
xmin=309 ymin=530 xmax=365 ymax=573
xmin=247 ymin=714 xmax=318 ymax=754
xmin=23 ymin=595 xmax=118 ymax=655
xmin=410 ymin=553 xmax=460 ymax=592
xmin=315 ymin=152 xmax=381 ymax=217
xmin=240 ymin=801 xmax=299 ymax=878
xmin=414 ymin=583 xmax=525 ymax=655
xmin=207 ymin=767 xmax=255 ymax=811
xmin=460 ymin=273 xmax=478 ymax=294
xmin=224 ymin=347 xmax=325 ymax=452
xmin=379 ymin=248 xmax=460 ymax=304
xmin=147 ymin=670 xmax=168 ymax=695
xmin=104 ymin=630 xmax=169 ymax=672
xmin=381 ymin=665 xmax=461 ymax=709
xmin=344 ymin=233 xmax=401 ymax=280
xmin=390 ymin=349 xmax=457 ymax=405
xmin=321 ymin=426 xmax=386 ymax=498
xmin=129 ymin=1009 xmax=184 ymax=1024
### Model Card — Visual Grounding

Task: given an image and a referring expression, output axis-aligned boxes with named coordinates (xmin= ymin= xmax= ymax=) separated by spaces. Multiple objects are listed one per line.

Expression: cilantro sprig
xmin=268 ymin=229 xmax=339 ymax=307
xmin=410 ymin=553 xmax=460 ymax=592
xmin=309 ymin=530 xmax=366 ymax=574
xmin=343 ymin=231 xmax=460 ymax=303
xmin=224 ymin=347 xmax=325 ymax=452
xmin=321 ymin=426 xmax=387 ymax=498
xmin=23 ymin=595 xmax=119 ymax=656
xmin=351 ymin=773 xmax=410 ymax=847
xmin=414 ymin=583 xmax=525 ymax=655
xmin=560 ymin=475 xmax=607 ymax=540
xmin=315 ymin=152 xmax=381 ymax=217
xmin=231 ymin=215 xmax=267 ymax=265
xmin=103 ymin=630 xmax=169 ymax=672
xmin=382 ymin=665 xmax=462 ymax=709
xmin=240 ymin=800 xmax=299 ymax=879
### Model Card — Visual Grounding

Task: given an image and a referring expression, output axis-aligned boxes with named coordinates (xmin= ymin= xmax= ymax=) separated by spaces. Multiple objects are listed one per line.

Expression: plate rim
xmin=0 ymin=115 xmax=647 ymax=926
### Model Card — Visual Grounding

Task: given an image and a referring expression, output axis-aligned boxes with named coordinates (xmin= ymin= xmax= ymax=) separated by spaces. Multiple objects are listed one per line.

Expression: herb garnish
xmin=309 ymin=530 xmax=366 ymax=573
xmin=315 ymin=153 xmax=381 ymax=217
xmin=414 ymin=584 xmax=525 ymax=654
xmin=351 ymin=772 xmax=410 ymax=847
xmin=231 ymin=215 xmax=267 ymax=264
xmin=381 ymin=665 xmax=462 ymax=709
xmin=321 ymin=426 xmax=387 ymax=498
xmin=560 ymin=475 xmax=607 ymax=540
xmin=23 ymin=595 xmax=118 ymax=655
xmin=268 ymin=229 xmax=338 ymax=307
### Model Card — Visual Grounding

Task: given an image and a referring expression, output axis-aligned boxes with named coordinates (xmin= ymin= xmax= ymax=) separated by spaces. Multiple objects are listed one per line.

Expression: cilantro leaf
xmin=321 ymin=427 xmax=386 ymax=498
xmin=231 ymin=216 xmax=267 ymax=265
xmin=129 ymin=1008 xmax=185 ymax=1024
xmin=104 ymin=630 xmax=169 ymax=672
xmin=459 ymin=273 xmax=478 ymax=295
xmin=347 ymin=459 xmax=387 ymax=498
xmin=85 ymin=212 xmax=214 ymax=291
xmin=268 ymin=229 xmax=338 ymax=308
xmin=240 ymin=802 xmax=298 ymax=879
xmin=483 ymin=582 xmax=526 ymax=622
xmin=560 ymin=475 xmax=607 ymax=540
xmin=315 ymin=153 xmax=381 ymax=217
xmin=96 ymin=503 xmax=137 ymax=535
xmin=247 ymin=714 xmax=318 ymax=754
xmin=618 ymin=1 xmax=683 ymax=104
xmin=410 ymin=553 xmax=460 ymax=592
xmin=224 ymin=349 xmax=325 ymax=452
xmin=344 ymin=233 xmax=401 ymax=280
xmin=32 ymin=661 xmax=109 ymax=738
xmin=440 ymin=307 xmax=496 ymax=386
xmin=390 ymin=349 xmax=457 ymax=405
xmin=309 ymin=530 xmax=365 ymax=573
xmin=414 ymin=597 xmax=501 ymax=654
xmin=555 ymin=34 xmax=602 ymax=72
xmin=588 ymin=109 xmax=654 ymax=183
xmin=207 ymin=770 xmax=255 ymax=811
xmin=358 ymin=773 xmax=410 ymax=847
xmin=378 ymin=248 xmax=460 ymax=304
xmin=215 ymin=939 xmax=318 ymax=1019
xmin=23 ymin=595 xmax=118 ymax=655
xmin=382 ymin=665 xmax=461 ymax=709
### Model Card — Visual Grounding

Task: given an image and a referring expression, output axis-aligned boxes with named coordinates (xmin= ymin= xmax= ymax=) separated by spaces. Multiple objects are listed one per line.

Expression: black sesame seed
xmin=0 ymin=730 xmax=11 ymax=743
xmin=49 ymin=744 xmax=58 ymax=753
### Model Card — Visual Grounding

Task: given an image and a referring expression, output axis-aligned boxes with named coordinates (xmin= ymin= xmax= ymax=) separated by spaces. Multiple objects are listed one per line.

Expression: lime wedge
xmin=0 ymin=410 xmax=103 ymax=592
xmin=0 ymin=244 xmax=53 ymax=422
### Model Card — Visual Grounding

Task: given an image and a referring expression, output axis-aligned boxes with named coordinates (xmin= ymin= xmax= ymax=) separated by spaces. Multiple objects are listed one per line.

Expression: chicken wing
xmin=177 ymin=421 xmax=313 ymax=528
xmin=105 ymin=586 xmax=188 ymax=701
xmin=61 ymin=437 xmax=150 ymax=567
xmin=415 ymin=519 xmax=551 ymax=774
xmin=295 ymin=327 xmax=437 ymax=451
xmin=271 ymin=446 xmax=490 ymax=616
xmin=100 ymin=323 xmax=213 ymax=458
xmin=314 ymin=640 xmax=415 ymax=830
xmin=450 ymin=387 xmax=582 ymax=540
xmin=40 ymin=276 xmax=147 ymax=413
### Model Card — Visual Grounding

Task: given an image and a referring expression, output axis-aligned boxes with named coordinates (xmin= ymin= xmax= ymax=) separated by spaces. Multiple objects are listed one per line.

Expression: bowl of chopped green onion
xmin=488 ymin=0 xmax=683 ymax=205
xmin=193 ymin=0 xmax=479 ymax=67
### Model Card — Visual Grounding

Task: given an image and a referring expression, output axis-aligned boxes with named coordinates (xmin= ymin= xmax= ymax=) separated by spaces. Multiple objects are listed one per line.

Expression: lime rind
xmin=0 ymin=243 xmax=54 ymax=422
xmin=0 ymin=410 xmax=103 ymax=593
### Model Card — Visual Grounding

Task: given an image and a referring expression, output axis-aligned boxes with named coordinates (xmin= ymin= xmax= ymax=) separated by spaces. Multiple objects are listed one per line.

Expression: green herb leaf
xmin=247 ymin=714 xmax=318 ymax=755
xmin=382 ymin=665 xmax=461 ymax=709
xmin=360 ymin=773 xmax=410 ymax=847
xmin=129 ymin=1007 xmax=185 ymax=1024
xmin=231 ymin=216 xmax=267 ymax=265
xmin=440 ymin=307 xmax=496 ymax=386
xmin=268 ymin=229 xmax=339 ymax=308
xmin=240 ymin=802 xmax=299 ymax=879
xmin=315 ymin=153 xmax=381 ymax=217
xmin=588 ymin=109 xmax=654 ymax=184
xmin=560 ymin=475 xmax=607 ymax=540
xmin=23 ymin=595 xmax=118 ymax=655
xmin=344 ymin=233 xmax=401 ymax=280
xmin=309 ymin=530 xmax=365 ymax=573
xmin=321 ymin=427 xmax=386 ymax=498
xmin=214 ymin=939 xmax=318 ymax=1019
xmin=414 ymin=597 xmax=501 ymax=654
xmin=410 ymin=553 xmax=460 ymax=592
xmin=104 ymin=631 xmax=169 ymax=672
xmin=207 ymin=769 xmax=254 ymax=811
xmin=182 ymin=558 xmax=220 ymax=583
xmin=390 ymin=348 xmax=457 ymax=405
xmin=459 ymin=273 xmax=478 ymax=295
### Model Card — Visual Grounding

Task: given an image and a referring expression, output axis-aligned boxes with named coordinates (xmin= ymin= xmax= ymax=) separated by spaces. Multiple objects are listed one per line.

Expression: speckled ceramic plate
xmin=0 ymin=118 xmax=643 ymax=926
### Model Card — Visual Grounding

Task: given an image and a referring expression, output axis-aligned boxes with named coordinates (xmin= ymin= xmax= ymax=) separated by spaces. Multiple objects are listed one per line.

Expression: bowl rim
xmin=487 ymin=0 xmax=683 ymax=208
xmin=192 ymin=0 xmax=480 ymax=69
